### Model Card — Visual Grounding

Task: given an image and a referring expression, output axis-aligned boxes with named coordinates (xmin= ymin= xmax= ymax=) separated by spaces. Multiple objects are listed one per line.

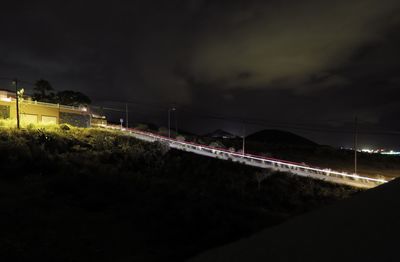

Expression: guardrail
xmin=106 ymin=125 xmax=389 ymax=188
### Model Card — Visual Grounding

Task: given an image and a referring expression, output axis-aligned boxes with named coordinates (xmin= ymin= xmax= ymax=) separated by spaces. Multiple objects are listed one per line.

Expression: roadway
xmin=116 ymin=127 xmax=389 ymax=189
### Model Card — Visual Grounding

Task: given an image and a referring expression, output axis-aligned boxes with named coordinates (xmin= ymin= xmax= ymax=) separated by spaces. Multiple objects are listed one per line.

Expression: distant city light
xmin=361 ymin=148 xmax=375 ymax=153
xmin=340 ymin=147 xmax=400 ymax=156
xmin=381 ymin=150 xmax=400 ymax=156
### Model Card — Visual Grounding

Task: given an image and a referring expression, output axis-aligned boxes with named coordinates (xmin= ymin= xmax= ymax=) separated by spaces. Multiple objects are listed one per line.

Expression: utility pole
xmin=13 ymin=78 xmax=20 ymax=129
xmin=125 ymin=103 xmax=129 ymax=128
xmin=354 ymin=116 xmax=358 ymax=175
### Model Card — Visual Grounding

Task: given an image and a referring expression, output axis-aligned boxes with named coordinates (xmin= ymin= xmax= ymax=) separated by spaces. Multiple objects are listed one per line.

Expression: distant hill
xmin=206 ymin=129 xmax=237 ymax=139
xmin=246 ymin=129 xmax=318 ymax=147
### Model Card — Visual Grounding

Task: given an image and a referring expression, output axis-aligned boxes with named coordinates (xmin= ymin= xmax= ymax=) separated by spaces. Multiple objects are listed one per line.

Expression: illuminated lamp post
xmin=13 ymin=79 xmax=20 ymax=129
xmin=168 ymin=107 xmax=176 ymax=138
xmin=125 ymin=103 xmax=129 ymax=129
xmin=354 ymin=116 xmax=358 ymax=174
xmin=242 ymin=123 xmax=246 ymax=156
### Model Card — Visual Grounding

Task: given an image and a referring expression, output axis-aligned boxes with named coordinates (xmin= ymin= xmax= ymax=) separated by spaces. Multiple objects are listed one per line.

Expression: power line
xmin=90 ymin=100 xmax=400 ymax=136
xmin=177 ymin=107 xmax=400 ymax=136
xmin=2 ymin=77 xmax=399 ymax=137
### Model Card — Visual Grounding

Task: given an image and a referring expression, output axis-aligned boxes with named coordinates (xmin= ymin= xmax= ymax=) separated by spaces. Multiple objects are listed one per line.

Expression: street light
xmin=242 ymin=123 xmax=246 ymax=156
xmin=354 ymin=116 xmax=358 ymax=175
xmin=12 ymin=79 xmax=20 ymax=129
xmin=168 ymin=107 xmax=176 ymax=138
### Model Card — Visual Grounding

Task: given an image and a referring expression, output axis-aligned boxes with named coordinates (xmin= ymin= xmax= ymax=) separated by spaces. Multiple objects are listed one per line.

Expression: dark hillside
xmin=0 ymin=125 xmax=359 ymax=261
xmin=190 ymin=177 xmax=400 ymax=262
xmin=246 ymin=129 xmax=318 ymax=148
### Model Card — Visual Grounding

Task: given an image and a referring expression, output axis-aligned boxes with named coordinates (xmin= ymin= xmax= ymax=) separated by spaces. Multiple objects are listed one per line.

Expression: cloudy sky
xmin=1 ymin=0 xmax=400 ymax=148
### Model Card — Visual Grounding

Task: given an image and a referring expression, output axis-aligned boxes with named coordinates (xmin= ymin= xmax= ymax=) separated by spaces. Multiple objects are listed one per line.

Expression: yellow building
xmin=0 ymin=89 xmax=95 ymax=127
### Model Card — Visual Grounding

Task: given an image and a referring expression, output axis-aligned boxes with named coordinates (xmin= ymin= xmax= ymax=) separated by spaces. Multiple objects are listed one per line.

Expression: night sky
xmin=1 ymin=0 xmax=400 ymax=148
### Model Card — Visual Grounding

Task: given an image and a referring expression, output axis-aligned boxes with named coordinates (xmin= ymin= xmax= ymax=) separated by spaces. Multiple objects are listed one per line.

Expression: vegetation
xmin=56 ymin=90 xmax=91 ymax=106
xmin=32 ymin=79 xmax=91 ymax=106
xmin=32 ymin=79 xmax=55 ymax=102
xmin=0 ymin=123 xmax=360 ymax=261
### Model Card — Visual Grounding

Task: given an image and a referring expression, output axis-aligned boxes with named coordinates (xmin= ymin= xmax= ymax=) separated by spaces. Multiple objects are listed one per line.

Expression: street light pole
xmin=13 ymin=79 xmax=20 ymax=129
xmin=242 ymin=122 xmax=246 ymax=156
xmin=168 ymin=107 xmax=176 ymax=138
xmin=175 ymin=110 xmax=178 ymax=135
xmin=125 ymin=103 xmax=129 ymax=128
xmin=354 ymin=116 xmax=358 ymax=175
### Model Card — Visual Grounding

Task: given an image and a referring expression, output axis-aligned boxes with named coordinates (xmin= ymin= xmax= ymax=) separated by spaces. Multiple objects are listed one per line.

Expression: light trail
xmin=106 ymin=126 xmax=390 ymax=188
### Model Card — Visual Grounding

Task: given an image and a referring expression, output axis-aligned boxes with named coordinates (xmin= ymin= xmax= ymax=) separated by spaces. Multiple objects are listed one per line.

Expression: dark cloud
xmin=0 ymin=0 xmax=399 ymax=147
xmin=186 ymin=0 xmax=400 ymax=90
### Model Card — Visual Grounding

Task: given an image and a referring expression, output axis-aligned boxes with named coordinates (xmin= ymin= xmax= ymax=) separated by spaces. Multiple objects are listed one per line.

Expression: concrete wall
xmin=60 ymin=111 xmax=90 ymax=127
xmin=19 ymin=102 xmax=59 ymax=124
xmin=0 ymin=99 xmax=91 ymax=127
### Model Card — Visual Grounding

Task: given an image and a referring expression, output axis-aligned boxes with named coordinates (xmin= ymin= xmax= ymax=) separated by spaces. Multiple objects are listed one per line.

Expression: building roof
xmin=0 ymin=88 xmax=14 ymax=93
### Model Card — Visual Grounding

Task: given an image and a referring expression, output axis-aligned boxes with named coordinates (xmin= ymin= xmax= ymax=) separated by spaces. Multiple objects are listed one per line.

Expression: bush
xmin=176 ymin=135 xmax=185 ymax=141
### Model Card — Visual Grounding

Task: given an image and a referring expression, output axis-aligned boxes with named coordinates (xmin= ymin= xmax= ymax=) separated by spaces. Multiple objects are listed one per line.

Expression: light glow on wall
xmin=0 ymin=97 xmax=12 ymax=102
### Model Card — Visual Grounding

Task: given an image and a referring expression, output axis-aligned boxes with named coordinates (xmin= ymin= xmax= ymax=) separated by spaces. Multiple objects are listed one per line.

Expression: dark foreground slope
xmin=190 ymin=178 xmax=400 ymax=262
xmin=0 ymin=125 xmax=359 ymax=261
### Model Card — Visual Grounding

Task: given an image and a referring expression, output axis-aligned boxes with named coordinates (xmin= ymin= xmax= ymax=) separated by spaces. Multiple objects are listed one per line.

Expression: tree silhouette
xmin=33 ymin=79 xmax=54 ymax=102
xmin=56 ymin=90 xmax=91 ymax=106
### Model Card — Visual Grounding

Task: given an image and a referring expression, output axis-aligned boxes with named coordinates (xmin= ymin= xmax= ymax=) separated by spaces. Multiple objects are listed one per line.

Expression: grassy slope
xmin=0 ymin=124 xmax=360 ymax=261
